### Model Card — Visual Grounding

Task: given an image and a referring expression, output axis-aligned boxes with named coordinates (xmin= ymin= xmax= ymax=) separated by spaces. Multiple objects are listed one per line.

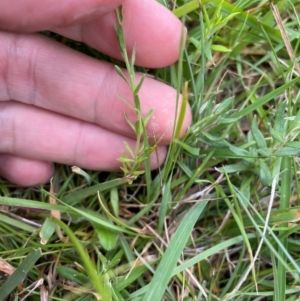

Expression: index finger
xmin=0 ymin=0 xmax=123 ymax=32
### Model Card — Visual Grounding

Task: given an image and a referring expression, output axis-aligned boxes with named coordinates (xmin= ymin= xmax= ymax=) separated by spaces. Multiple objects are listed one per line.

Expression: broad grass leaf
xmin=142 ymin=200 xmax=208 ymax=301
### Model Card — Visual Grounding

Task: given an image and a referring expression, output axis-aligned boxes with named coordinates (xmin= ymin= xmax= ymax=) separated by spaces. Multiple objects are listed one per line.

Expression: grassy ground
xmin=1 ymin=0 xmax=300 ymax=300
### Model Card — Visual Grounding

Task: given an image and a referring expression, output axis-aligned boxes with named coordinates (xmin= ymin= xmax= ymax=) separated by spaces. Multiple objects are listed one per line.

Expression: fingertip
xmin=122 ymin=0 xmax=186 ymax=67
xmin=0 ymin=155 xmax=54 ymax=186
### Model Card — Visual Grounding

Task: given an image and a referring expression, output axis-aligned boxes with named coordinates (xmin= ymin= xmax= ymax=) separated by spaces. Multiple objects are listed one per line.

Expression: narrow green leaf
xmin=175 ymin=140 xmax=200 ymax=156
xmin=213 ymin=96 xmax=234 ymax=114
xmin=0 ymin=212 xmax=37 ymax=232
xmin=124 ymin=112 xmax=136 ymax=133
xmin=131 ymin=235 xmax=258 ymax=299
xmin=211 ymin=44 xmax=232 ymax=52
xmin=174 ymin=81 xmax=188 ymax=140
xmin=134 ymin=75 xmax=146 ymax=95
xmin=218 ymin=116 xmax=240 ymax=124
xmin=158 ymin=178 xmax=172 ymax=233
xmin=143 ymin=109 xmax=153 ymax=127
xmin=234 ymin=208 xmax=300 ymax=228
xmin=92 ymin=222 xmax=118 ymax=251
xmin=110 ymin=188 xmax=119 ymax=217
xmin=130 ymin=45 xmax=136 ymax=72
xmin=202 ymin=131 xmax=229 ymax=142
xmin=258 ymin=159 xmax=272 ymax=186
xmin=118 ymin=157 xmax=134 ymax=163
xmin=218 ymin=163 xmax=250 ymax=173
xmin=142 ymin=200 xmax=208 ymax=301
xmin=0 ymin=197 xmax=72 ymax=213
xmin=123 ymin=141 xmax=135 ymax=158
xmin=285 ymin=141 xmax=300 ymax=148
xmin=135 ymin=119 xmax=142 ymax=136
xmin=62 ymin=178 xmax=128 ymax=205
xmin=56 ymin=266 xmax=89 ymax=285
xmin=0 ymin=249 xmax=41 ymax=300
xmin=171 ymin=233 xmax=255 ymax=275
xmin=277 ymin=156 xmax=292 ymax=300
xmin=71 ymin=166 xmax=92 ymax=185
xmin=274 ymin=101 xmax=286 ymax=134
xmin=257 ymin=148 xmax=272 ymax=157
xmin=39 ymin=217 xmax=56 ymax=245
xmin=251 ymin=116 xmax=267 ymax=149
xmin=114 ymin=66 xmax=128 ymax=84
xmin=65 ymin=207 xmax=135 ymax=235
xmin=270 ymin=128 xmax=284 ymax=143
xmin=274 ymin=147 xmax=300 ymax=156
xmin=229 ymin=145 xmax=252 ymax=158
xmin=288 ymin=109 xmax=300 ymax=132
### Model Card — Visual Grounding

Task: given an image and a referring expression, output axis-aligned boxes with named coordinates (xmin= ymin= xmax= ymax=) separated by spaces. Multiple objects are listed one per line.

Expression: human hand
xmin=0 ymin=0 xmax=192 ymax=186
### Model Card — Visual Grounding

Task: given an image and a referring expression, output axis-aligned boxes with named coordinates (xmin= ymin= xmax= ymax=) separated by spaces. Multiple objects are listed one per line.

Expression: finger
xmin=0 ymin=154 xmax=54 ymax=186
xmin=0 ymin=0 xmax=123 ymax=32
xmin=54 ymin=0 xmax=186 ymax=68
xmin=0 ymin=32 xmax=192 ymax=144
xmin=0 ymin=101 xmax=167 ymax=170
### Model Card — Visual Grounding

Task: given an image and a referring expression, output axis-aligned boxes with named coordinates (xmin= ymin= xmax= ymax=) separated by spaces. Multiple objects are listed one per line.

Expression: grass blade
xmin=0 ymin=248 xmax=41 ymax=300
xmin=62 ymin=178 xmax=128 ymax=205
xmin=142 ymin=200 xmax=208 ymax=301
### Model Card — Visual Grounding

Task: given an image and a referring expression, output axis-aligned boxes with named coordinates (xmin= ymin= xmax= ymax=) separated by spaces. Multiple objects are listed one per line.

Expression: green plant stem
xmin=276 ymin=156 xmax=292 ymax=300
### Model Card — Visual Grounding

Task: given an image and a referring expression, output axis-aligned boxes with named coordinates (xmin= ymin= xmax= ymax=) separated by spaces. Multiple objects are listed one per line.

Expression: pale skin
xmin=0 ymin=0 xmax=192 ymax=186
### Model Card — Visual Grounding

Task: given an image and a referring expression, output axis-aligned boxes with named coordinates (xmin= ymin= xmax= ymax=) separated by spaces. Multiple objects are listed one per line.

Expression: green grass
xmin=1 ymin=1 xmax=300 ymax=300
